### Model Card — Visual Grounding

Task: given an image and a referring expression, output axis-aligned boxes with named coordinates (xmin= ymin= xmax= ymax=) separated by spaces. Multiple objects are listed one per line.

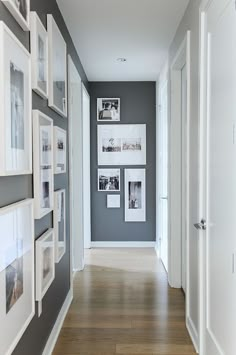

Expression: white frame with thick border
xmin=1 ymin=0 xmax=30 ymax=31
xmin=30 ymin=11 xmax=49 ymax=99
xmin=125 ymin=168 xmax=146 ymax=222
xmin=53 ymin=189 xmax=66 ymax=263
xmin=47 ymin=14 xmax=67 ymax=118
xmin=0 ymin=198 xmax=35 ymax=355
xmin=0 ymin=21 xmax=32 ymax=176
xmin=54 ymin=126 xmax=67 ymax=174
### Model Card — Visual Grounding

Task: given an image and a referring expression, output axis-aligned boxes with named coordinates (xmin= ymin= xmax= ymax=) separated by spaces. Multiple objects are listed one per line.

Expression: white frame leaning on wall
xmin=30 ymin=11 xmax=49 ymax=100
xmin=0 ymin=21 xmax=32 ymax=176
xmin=1 ymin=0 xmax=30 ymax=31
xmin=47 ymin=14 xmax=68 ymax=118
xmin=0 ymin=198 xmax=35 ymax=355
xmin=33 ymin=110 xmax=54 ymax=220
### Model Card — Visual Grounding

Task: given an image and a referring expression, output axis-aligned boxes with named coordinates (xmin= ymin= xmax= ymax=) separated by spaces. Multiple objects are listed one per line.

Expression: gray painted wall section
xmin=0 ymin=1 xmax=88 ymax=354
xmin=90 ymin=82 xmax=156 ymax=242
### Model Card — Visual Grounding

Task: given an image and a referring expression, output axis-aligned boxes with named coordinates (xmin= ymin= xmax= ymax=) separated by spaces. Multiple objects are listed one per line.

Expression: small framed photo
xmin=33 ymin=110 xmax=54 ymax=219
xmin=30 ymin=12 xmax=48 ymax=99
xmin=53 ymin=189 xmax=66 ymax=263
xmin=47 ymin=14 xmax=67 ymax=117
xmin=107 ymin=195 xmax=120 ymax=208
xmin=0 ymin=199 xmax=34 ymax=355
xmin=0 ymin=22 xmax=32 ymax=176
xmin=35 ymin=229 xmax=55 ymax=303
xmin=97 ymin=98 xmax=120 ymax=122
xmin=98 ymin=169 xmax=120 ymax=192
xmin=1 ymin=0 xmax=30 ymax=31
xmin=54 ymin=126 xmax=67 ymax=174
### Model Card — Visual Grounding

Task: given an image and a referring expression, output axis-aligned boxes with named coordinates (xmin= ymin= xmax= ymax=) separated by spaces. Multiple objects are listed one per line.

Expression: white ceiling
xmin=57 ymin=0 xmax=189 ymax=81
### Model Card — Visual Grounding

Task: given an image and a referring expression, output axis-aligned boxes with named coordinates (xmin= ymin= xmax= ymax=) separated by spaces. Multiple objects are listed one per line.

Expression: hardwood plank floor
xmin=53 ymin=248 xmax=195 ymax=355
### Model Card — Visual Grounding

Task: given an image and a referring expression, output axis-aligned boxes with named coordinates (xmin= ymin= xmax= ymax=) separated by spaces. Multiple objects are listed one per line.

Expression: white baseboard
xmin=42 ymin=289 xmax=73 ymax=355
xmin=155 ymin=243 xmax=159 ymax=257
xmin=186 ymin=316 xmax=199 ymax=354
xmin=91 ymin=242 xmax=156 ymax=248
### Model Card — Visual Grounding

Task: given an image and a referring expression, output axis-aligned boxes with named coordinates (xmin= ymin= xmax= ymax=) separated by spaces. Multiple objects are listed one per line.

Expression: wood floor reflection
xmin=53 ymin=248 xmax=195 ymax=355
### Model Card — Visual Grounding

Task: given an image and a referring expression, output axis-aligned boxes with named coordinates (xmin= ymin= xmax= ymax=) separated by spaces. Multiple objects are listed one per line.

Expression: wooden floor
xmin=53 ymin=248 xmax=195 ymax=355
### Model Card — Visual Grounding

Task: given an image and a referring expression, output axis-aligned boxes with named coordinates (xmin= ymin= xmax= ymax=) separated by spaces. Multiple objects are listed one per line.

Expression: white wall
xmin=168 ymin=0 xmax=202 ymax=344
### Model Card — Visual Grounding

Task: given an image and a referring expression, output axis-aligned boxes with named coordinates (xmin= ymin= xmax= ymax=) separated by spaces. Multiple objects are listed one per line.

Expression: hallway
xmin=53 ymin=249 xmax=195 ymax=354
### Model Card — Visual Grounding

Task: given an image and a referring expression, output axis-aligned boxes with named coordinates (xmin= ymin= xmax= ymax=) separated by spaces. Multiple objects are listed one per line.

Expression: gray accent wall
xmin=90 ymin=82 xmax=156 ymax=242
xmin=0 ymin=1 xmax=88 ymax=354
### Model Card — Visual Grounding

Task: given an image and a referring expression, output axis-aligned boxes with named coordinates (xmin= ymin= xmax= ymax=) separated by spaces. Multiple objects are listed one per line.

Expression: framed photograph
xmin=0 ymin=199 xmax=34 ymax=355
xmin=35 ymin=229 xmax=55 ymax=304
xmin=33 ymin=110 xmax=54 ymax=219
xmin=30 ymin=12 xmax=48 ymax=99
xmin=53 ymin=189 xmax=66 ymax=263
xmin=47 ymin=14 xmax=67 ymax=117
xmin=97 ymin=124 xmax=146 ymax=166
xmin=98 ymin=169 xmax=120 ymax=192
xmin=0 ymin=22 xmax=32 ymax=176
xmin=54 ymin=126 xmax=67 ymax=174
xmin=1 ymin=0 xmax=30 ymax=31
xmin=107 ymin=195 xmax=120 ymax=208
xmin=125 ymin=169 xmax=146 ymax=222
xmin=97 ymin=98 xmax=120 ymax=122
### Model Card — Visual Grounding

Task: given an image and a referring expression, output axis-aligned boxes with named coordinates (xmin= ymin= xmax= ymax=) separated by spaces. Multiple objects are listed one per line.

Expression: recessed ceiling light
xmin=117 ymin=58 xmax=127 ymax=63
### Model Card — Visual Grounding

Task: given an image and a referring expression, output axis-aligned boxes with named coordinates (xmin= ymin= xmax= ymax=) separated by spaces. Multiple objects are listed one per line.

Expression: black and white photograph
xmin=40 ymin=169 xmax=50 ymax=209
xmin=54 ymin=190 xmax=66 ymax=263
xmin=38 ymin=35 xmax=46 ymax=91
xmin=98 ymin=124 xmax=146 ymax=166
xmin=40 ymin=127 xmax=52 ymax=166
xmin=97 ymin=98 xmax=120 ymax=122
xmin=48 ymin=14 xmax=67 ymax=117
xmin=125 ymin=169 xmax=146 ymax=222
xmin=54 ymin=127 xmax=67 ymax=174
xmin=0 ymin=23 xmax=31 ymax=175
xmin=10 ymin=62 xmax=24 ymax=150
xmin=1 ymin=0 xmax=30 ymax=30
xmin=0 ymin=199 xmax=34 ymax=355
xmin=6 ymin=239 xmax=23 ymax=314
xmin=98 ymin=169 xmax=120 ymax=191
xmin=42 ymin=247 xmax=51 ymax=280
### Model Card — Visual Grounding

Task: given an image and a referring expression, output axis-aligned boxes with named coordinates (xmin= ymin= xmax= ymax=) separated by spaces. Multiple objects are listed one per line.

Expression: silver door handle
xmin=194 ymin=219 xmax=206 ymax=231
xmin=161 ymin=196 xmax=168 ymax=200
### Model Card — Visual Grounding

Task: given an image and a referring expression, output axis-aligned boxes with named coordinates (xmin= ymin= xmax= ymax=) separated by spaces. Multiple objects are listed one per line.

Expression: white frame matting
xmin=125 ymin=169 xmax=146 ymax=222
xmin=0 ymin=199 xmax=34 ymax=355
xmin=1 ymin=0 xmax=30 ymax=31
xmin=0 ymin=21 xmax=32 ymax=176
xmin=98 ymin=124 xmax=146 ymax=166
xmin=54 ymin=126 xmax=67 ymax=174
xmin=53 ymin=189 xmax=66 ymax=263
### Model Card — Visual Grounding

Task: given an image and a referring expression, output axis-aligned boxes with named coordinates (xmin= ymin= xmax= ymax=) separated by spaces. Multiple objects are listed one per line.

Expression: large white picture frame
xmin=54 ymin=126 xmax=67 ymax=174
xmin=1 ymin=0 xmax=30 ymax=31
xmin=0 ymin=22 xmax=32 ymax=176
xmin=30 ymin=11 xmax=48 ymax=99
xmin=125 ymin=169 xmax=146 ymax=222
xmin=35 ymin=229 xmax=55 ymax=314
xmin=0 ymin=199 xmax=34 ymax=355
xmin=53 ymin=189 xmax=66 ymax=263
xmin=33 ymin=110 xmax=54 ymax=219
xmin=97 ymin=124 xmax=146 ymax=166
xmin=47 ymin=14 xmax=67 ymax=117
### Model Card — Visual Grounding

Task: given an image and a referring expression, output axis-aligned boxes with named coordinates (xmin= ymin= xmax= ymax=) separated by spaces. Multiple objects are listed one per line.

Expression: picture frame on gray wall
xmin=1 ymin=0 xmax=30 ymax=31
xmin=97 ymin=98 xmax=120 ymax=122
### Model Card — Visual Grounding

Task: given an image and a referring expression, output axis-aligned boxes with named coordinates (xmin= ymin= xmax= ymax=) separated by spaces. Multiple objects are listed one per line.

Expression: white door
xmin=68 ymin=56 xmax=84 ymax=272
xmin=199 ymin=1 xmax=236 ymax=354
xmin=181 ymin=64 xmax=187 ymax=293
xmin=82 ymin=85 xmax=91 ymax=249
xmin=158 ymin=80 xmax=168 ymax=271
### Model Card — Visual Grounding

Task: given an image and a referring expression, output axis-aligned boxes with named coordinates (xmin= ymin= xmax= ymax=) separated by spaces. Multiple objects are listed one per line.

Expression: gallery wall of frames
xmin=0 ymin=1 xmax=88 ymax=354
xmin=91 ymin=82 xmax=156 ymax=243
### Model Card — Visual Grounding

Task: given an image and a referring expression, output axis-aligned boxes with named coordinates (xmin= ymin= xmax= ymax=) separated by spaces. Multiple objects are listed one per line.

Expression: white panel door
xmin=200 ymin=1 xmax=236 ymax=354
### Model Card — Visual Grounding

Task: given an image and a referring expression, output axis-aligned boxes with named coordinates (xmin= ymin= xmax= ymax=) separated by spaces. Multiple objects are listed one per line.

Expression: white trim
xmin=155 ymin=243 xmax=160 ymax=257
xmin=187 ymin=317 xmax=199 ymax=354
xmin=42 ymin=289 xmax=73 ymax=355
xmin=91 ymin=242 xmax=156 ymax=248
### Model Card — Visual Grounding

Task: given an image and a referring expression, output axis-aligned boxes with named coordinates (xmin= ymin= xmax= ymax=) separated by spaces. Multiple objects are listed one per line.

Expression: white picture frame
xmin=53 ymin=189 xmax=66 ymax=263
xmin=0 ymin=199 xmax=34 ymax=355
xmin=54 ymin=126 xmax=67 ymax=174
xmin=47 ymin=14 xmax=67 ymax=117
xmin=125 ymin=169 xmax=146 ymax=222
xmin=107 ymin=195 xmax=120 ymax=208
xmin=33 ymin=110 xmax=54 ymax=219
xmin=97 ymin=124 xmax=146 ymax=166
xmin=30 ymin=11 xmax=49 ymax=99
xmin=35 ymin=229 xmax=55 ymax=304
xmin=98 ymin=168 xmax=120 ymax=192
xmin=1 ymin=0 xmax=30 ymax=31
xmin=97 ymin=98 xmax=120 ymax=122
xmin=0 ymin=22 xmax=32 ymax=176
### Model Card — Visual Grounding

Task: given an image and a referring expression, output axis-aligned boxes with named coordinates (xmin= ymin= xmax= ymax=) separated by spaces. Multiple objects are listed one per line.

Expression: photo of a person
xmin=97 ymin=98 xmax=120 ymax=121
xmin=98 ymin=169 xmax=120 ymax=191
